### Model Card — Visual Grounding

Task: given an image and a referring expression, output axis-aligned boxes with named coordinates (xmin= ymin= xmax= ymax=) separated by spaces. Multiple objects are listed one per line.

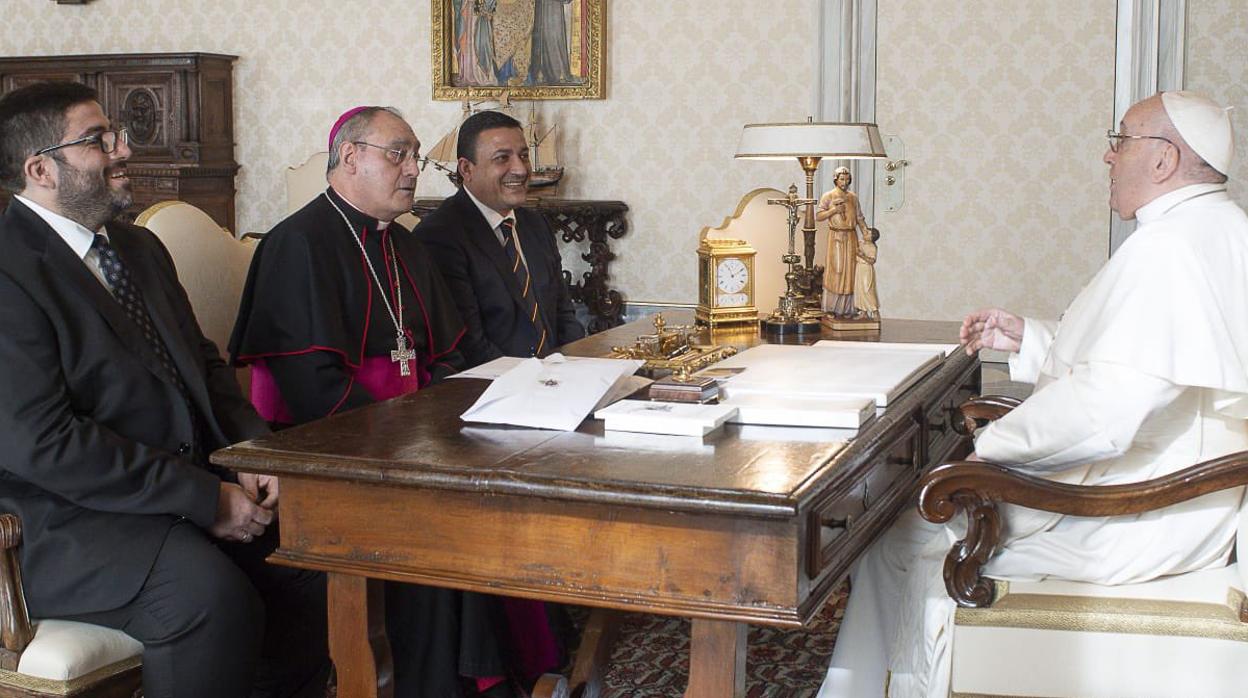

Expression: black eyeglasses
xmin=352 ymin=141 xmax=420 ymax=166
xmin=1106 ymin=129 xmax=1176 ymax=153
xmin=34 ymin=128 xmax=129 ymax=157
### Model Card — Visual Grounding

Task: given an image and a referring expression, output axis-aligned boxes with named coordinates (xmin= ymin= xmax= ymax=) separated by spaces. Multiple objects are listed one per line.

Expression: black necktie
xmin=498 ymin=219 xmax=547 ymax=355
xmin=93 ymin=234 xmax=202 ymax=451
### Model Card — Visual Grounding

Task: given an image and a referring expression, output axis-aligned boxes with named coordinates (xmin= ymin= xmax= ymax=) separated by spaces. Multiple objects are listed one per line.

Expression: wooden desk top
xmin=212 ymin=314 xmax=970 ymax=521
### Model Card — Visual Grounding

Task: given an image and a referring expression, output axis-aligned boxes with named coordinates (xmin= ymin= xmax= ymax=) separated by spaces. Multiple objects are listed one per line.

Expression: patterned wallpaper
xmin=0 ymin=0 xmax=813 ymax=306
xmin=9 ymin=1 xmax=1236 ymax=320
xmin=873 ymin=0 xmax=1116 ymax=321
xmin=1187 ymin=0 xmax=1247 ymax=209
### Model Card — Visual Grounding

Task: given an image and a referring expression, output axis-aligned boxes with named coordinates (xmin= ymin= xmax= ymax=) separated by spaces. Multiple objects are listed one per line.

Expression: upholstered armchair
xmin=918 ymin=396 xmax=1248 ymax=698
xmin=0 ymin=514 xmax=142 ymax=697
xmin=135 ymin=200 xmax=258 ymax=394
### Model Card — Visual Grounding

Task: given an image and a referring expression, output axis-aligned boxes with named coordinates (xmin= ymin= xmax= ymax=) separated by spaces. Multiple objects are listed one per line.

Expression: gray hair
xmin=1184 ymin=154 xmax=1229 ymax=184
xmin=326 ymin=106 xmax=403 ymax=175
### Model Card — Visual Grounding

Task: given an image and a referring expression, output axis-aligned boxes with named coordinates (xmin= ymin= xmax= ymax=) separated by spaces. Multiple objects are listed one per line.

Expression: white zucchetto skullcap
xmin=1161 ymin=91 xmax=1235 ymax=175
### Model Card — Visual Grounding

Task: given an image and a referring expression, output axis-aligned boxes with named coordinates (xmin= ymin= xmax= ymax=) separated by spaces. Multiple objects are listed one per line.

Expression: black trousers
xmin=65 ymin=520 xmax=330 ymax=698
xmin=386 ymin=582 xmax=509 ymax=698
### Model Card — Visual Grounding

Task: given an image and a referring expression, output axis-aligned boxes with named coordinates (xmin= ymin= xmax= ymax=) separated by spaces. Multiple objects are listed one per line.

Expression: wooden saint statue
xmin=816 ymin=166 xmax=871 ymax=319
xmin=854 ymin=228 xmax=880 ymax=319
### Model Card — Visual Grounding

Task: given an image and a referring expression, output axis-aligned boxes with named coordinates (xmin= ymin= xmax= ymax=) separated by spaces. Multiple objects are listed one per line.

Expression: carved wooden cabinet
xmin=414 ymin=197 xmax=630 ymax=332
xmin=0 ymin=53 xmax=239 ymax=230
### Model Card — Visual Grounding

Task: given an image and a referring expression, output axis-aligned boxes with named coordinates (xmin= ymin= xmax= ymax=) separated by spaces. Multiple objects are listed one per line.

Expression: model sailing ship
xmin=425 ymin=96 xmax=564 ymax=193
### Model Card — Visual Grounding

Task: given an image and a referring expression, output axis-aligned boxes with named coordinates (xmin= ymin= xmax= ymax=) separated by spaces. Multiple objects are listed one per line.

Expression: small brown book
xmin=649 ymin=375 xmax=720 ymax=404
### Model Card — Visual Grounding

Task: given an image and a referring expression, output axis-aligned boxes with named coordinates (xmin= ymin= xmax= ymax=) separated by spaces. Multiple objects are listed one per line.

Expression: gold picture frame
xmin=432 ymin=0 xmax=605 ymax=101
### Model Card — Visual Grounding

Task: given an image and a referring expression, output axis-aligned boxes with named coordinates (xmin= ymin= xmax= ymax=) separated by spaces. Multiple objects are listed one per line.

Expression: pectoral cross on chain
xmin=391 ymin=334 xmax=416 ymax=377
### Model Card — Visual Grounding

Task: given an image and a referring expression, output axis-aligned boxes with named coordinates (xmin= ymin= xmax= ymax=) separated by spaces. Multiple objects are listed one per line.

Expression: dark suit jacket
xmin=0 ymin=199 xmax=268 ymax=618
xmin=415 ymin=188 xmax=585 ymax=366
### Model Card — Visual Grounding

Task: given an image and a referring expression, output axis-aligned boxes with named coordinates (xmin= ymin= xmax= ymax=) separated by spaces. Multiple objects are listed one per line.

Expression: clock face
xmin=716 ymin=257 xmax=749 ymax=294
xmin=717 ymin=292 xmax=750 ymax=307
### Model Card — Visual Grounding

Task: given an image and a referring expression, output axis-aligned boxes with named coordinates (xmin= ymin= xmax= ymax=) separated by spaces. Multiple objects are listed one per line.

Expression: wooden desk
xmin=211 ymin=314 xmax=978 ymax=697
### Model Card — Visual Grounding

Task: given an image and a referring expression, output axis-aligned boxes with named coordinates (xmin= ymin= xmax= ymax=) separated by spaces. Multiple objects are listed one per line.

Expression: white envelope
xmin=460 ymin=354 xmax=644 ymax=431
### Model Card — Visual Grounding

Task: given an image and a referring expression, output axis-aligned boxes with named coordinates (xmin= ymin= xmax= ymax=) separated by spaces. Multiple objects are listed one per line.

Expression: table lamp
xmin=735 ymin=119 xmax=886 ymax=331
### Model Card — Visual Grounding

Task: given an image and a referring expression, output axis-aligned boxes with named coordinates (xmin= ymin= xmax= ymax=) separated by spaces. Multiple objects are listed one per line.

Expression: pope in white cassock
xmin=818 ymin=91 xmax=1248 ymax=698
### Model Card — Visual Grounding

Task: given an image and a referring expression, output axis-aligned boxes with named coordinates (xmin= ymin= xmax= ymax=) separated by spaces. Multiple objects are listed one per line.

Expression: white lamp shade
xmin=735 ymin=122 xmax=887 ymax=160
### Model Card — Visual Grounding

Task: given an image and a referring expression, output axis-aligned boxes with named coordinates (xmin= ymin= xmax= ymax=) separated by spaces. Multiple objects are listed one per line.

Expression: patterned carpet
xmin=583 ymin=582 xmax=848 ymax=697
xmin=323 ymin=584 xmax=847 ymax=698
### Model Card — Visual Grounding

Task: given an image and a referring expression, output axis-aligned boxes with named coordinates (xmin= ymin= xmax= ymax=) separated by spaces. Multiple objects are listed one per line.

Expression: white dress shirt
xmin=14 ymin=194 xmax=112 ymax=292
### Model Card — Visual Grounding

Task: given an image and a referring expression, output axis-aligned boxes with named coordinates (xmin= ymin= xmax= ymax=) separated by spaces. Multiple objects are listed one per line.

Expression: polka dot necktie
xmin=93 ymin=234 xmax=200 ymax=447
xmin=498 ymin=219 xmax=547 ymax=355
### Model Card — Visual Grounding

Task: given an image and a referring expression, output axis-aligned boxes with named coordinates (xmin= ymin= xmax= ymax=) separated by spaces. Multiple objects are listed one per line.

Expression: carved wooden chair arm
xmin=957 ymin=395 xmax=1023 ymax=434
xmin=0 ymin=513 xmax=32 ymax=669
xmin=917 ymin=451 xmax=1248 ymax=608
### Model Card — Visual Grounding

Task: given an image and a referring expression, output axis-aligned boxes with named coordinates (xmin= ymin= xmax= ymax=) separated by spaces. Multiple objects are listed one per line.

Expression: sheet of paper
xmin=460 ymin=354 xmax=643 ymax=431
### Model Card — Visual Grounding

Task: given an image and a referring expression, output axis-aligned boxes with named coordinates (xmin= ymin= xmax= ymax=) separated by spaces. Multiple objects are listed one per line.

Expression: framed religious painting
xmin=432 ymin=0 xmax=606 ymax=100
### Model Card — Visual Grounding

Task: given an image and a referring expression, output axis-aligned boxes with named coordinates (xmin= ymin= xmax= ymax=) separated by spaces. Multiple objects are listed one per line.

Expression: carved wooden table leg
xmin=685 ymin=619 xmax=746 ymax=698
xmin=327 ymin=572 xmax=394 ymax=698
xmin=568 ymin=608 xmax=623 ymax=698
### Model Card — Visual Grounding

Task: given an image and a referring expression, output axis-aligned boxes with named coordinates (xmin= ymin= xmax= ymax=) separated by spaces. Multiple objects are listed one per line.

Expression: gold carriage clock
xmin=695 ymin=238 xmax=759 ymax=328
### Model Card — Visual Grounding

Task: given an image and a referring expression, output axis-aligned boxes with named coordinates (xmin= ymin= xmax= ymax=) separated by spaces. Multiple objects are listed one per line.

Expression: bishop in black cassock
xmin=230 ymin=107 xmax=558 ymax=698
xmin=229 ymin=185 xmax=466 ymax=422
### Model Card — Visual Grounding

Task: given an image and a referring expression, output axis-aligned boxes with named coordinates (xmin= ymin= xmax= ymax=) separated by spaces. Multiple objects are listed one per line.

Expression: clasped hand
xmin=210 ymin=474 xmax=279 ymax=544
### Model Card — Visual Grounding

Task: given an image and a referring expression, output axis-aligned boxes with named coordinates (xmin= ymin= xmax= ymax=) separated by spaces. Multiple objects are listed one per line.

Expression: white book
xmin=714 ymin=343 xmax=943 ymax=407
xmin=594 ymin=400 xmax=738 ymax=437
xmin=722 ymin=394 xmax=876 ymax=429
xmin=812 ymin=339 xmax=960 ymax=357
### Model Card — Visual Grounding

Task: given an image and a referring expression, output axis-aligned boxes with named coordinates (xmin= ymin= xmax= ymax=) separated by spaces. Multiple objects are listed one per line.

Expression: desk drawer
xmin=805 ymin=418 xmax=922 ymax=579
xmin=923 ymin=361 xmax=980 ymax=465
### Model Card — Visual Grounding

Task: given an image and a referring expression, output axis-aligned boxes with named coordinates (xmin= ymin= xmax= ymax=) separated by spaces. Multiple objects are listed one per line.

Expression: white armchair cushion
xmin=951 ymin=564 xmax=1248 ymax=698
xmin=15 ymin=619 xmax=141 ymax=681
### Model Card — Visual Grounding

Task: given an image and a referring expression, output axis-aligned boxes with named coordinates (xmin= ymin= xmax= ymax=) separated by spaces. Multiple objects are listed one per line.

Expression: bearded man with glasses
xmin=0 ymin=81 xmax=331 ymax=697
xmin=819 ymin=91 xmax=1248 ymax=698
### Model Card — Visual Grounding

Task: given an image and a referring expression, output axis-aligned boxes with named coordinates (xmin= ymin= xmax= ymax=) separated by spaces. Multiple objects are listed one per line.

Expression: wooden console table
xmin=212 ymin=313 xmax=978 ymax=697
xmin=0 ymin=52 xmax=239 ymax=230
xmin=413 ymin=198 xmax=628 ymax=333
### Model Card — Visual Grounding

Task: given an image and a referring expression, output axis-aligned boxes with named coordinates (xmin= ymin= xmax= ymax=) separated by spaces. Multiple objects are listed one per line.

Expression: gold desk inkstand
xmin=608 ymin=314 xmax=737 ymax=384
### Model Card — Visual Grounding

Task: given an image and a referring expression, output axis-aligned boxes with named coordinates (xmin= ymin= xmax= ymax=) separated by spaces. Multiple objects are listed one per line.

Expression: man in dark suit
xmin=0 ymin=82 xmax=328 ymax=698
xmin=416 ymin=110 xmax=585 ymax=366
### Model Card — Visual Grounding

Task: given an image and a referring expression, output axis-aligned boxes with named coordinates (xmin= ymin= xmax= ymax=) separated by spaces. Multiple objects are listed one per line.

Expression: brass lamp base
xmin=761 ymin=315 xmax=823 ymax=336
xmin=762 ymin=297 xmax=823 ymax=336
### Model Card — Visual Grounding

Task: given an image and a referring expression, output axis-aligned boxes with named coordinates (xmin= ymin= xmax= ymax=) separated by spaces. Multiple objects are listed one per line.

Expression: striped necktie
xmin=498 ymin=219 xmax=547 ymax=355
